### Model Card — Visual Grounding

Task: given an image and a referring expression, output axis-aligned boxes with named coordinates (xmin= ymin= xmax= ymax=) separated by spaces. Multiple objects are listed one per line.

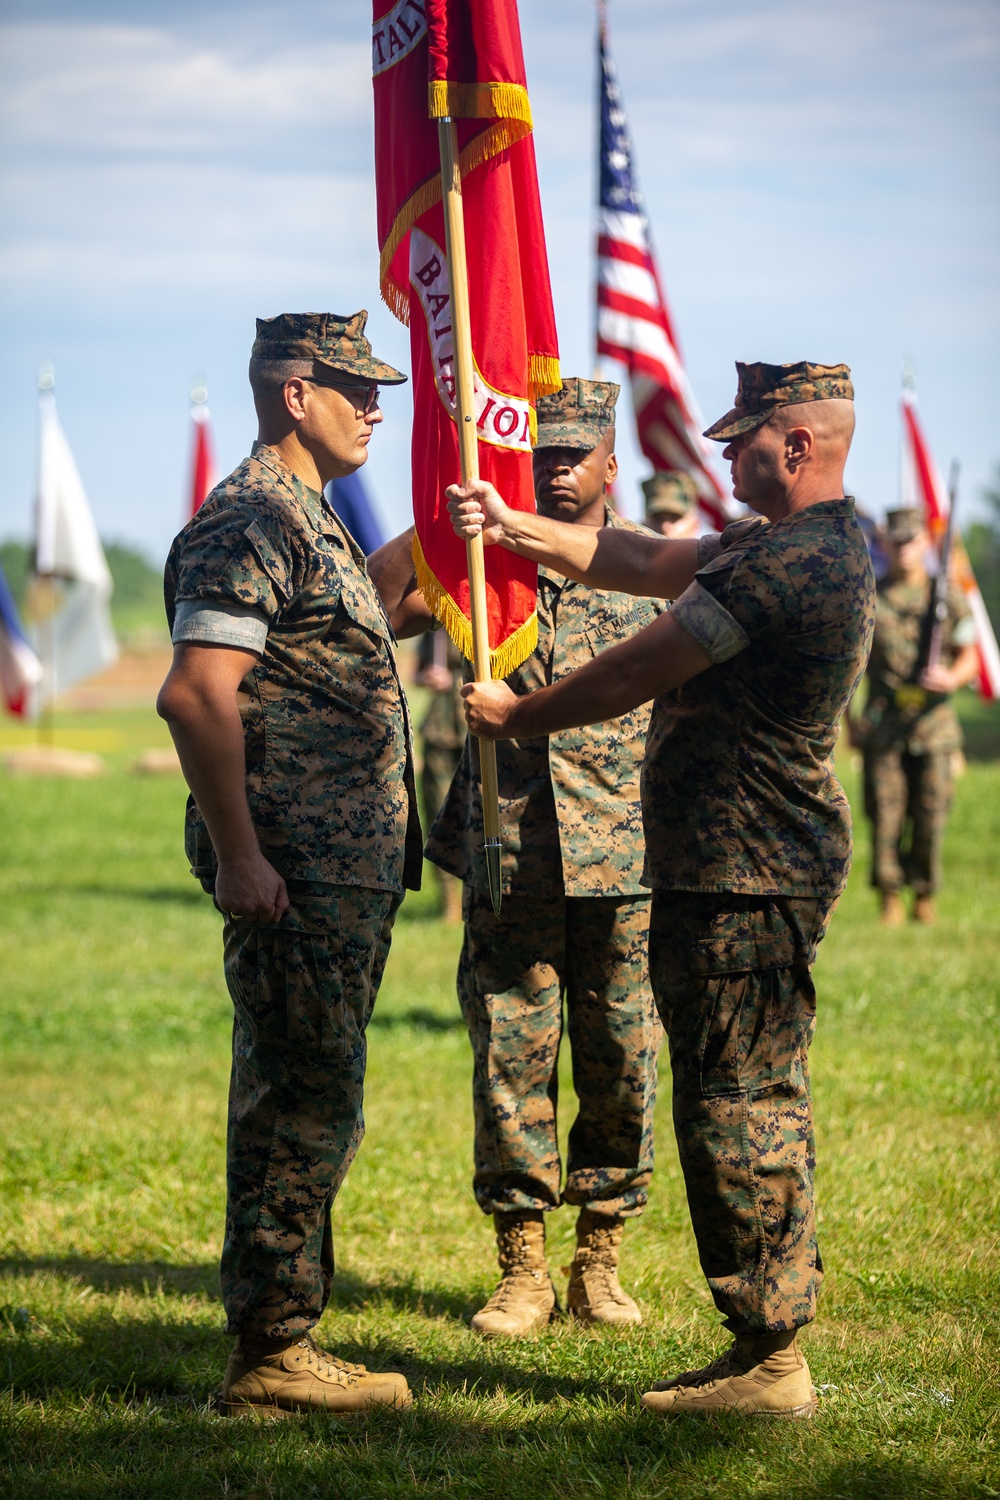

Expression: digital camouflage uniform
xmin=427 ymin=503 xmax=663 ymax=1222
xmin=165 ymin=336 xmax=422 ymax=1339
xmin=857 ymin=575 xmax=974 ymax=896
xmin=641 ymin=361 xmax=876 ymax=1336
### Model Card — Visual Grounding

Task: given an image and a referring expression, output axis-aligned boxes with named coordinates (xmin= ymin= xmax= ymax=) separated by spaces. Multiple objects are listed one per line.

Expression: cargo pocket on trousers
xmin=768 ymin=964 xmax=817 ymax=1094
xmin=698 ymin=971 xmax=764 ymax=1096
xmin=231 ymin=920 xmax=344 ymax=1058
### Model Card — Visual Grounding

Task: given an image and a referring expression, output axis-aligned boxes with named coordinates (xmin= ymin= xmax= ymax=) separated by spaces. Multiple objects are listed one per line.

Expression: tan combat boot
xmin=566 ymin=1209 xmax=641 ymax=1326
xmin=880 ymin=891 xmax=905 ymax=926
xmin=641 ymin=1330 xmax=816 ymax=1418
xmin=913 ymin=894 xmax=936 ymax=924
xmin=221 ymin=1332 xmax=411 ymax=1417
xmin=470 ymin=1212 xmax=557 ymax=1337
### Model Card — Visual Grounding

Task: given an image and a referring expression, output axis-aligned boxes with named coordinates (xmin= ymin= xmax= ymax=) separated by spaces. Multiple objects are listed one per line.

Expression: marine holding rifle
xmin=854 ymin=507 xmax=979 ymax=925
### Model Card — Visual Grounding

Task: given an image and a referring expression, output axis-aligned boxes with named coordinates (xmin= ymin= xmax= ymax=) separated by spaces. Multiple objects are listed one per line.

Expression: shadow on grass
xmin=367 ymin=1006 xmax=463 ymax=1032
xmin=0 ymin=1258 xmax=621 ymax=1404
xmin=1 ymin=1393 xmax=968 ymax=1500
xmin=2 ymin=1257 xmax=474 ymax=1321
xmin=17 ymin=882 xmax=207 ymax=907
xmin=0 ymin=1257 xmax=220 ymax=1298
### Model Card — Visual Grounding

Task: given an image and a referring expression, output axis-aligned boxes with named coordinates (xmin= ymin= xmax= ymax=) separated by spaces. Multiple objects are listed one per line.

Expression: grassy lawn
xmin=0 ymin=701 xmax=998 ymax=1498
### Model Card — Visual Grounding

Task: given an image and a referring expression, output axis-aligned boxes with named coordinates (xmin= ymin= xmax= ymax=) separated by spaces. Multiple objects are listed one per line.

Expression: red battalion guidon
xmin=372 ymin=0 xmax=560 ymax=674
xmin=900 ymin=383 xmax=1000 ymax=700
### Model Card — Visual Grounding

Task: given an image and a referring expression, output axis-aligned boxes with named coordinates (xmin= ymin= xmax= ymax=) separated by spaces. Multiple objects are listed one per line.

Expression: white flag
xmin=29 ymin=386 xmax=117 ymax=707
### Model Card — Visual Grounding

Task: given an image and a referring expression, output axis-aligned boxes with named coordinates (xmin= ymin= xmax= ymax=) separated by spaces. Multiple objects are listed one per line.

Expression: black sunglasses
xmin=302 ymin=376 xmax=380 ymax=415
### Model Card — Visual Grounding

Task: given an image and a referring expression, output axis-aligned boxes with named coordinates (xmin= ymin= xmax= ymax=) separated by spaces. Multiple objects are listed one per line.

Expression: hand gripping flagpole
xmin=438 ymin=117 xmax=503 ymax=917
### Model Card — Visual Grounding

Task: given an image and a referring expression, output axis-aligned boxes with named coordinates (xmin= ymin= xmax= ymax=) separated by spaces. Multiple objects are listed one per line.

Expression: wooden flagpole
xmin=437 ymin=117 xmax=503 ymax=916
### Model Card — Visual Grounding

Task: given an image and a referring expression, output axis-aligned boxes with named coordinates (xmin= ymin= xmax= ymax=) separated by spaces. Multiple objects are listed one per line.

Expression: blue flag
xmin=327 ymin=472 xmax=385 ymax=555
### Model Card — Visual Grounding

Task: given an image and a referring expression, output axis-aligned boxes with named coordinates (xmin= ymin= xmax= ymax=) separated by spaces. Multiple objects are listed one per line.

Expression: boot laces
xmin=296 ymin=1337 xmax=358 ymax=1384
xmin=496 ymin=1222 xmax=543 ymax=1275
xmin=483 ymin=1265 xmax=545 ymax=1312
xmin=567 ymin=1253 xmax=627 ymax=1307
xmin=299 ymin=1332 xmax=366 ymax=1373
xmin=672 ymin=1342 xmax=753 ymax=1393
xmin=585 ymin=1260 xmax=620 ymax=1300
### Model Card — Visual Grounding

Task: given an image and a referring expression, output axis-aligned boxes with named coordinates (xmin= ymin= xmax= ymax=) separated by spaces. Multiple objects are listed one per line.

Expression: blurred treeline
xmin=0 ymin=538 xmax=167 ymax=645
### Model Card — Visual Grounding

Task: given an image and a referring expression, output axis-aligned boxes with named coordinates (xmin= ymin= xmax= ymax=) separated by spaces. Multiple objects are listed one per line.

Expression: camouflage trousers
xmin=648 ymin=891 xmax=834 ymax=1335
xmin=863 ymin=747 xmax=954 ymax=895
xmin=219 ymin=882 xmax=399 ymax=1339
xmin=458 ymin=885 xmax=661 ymax=1219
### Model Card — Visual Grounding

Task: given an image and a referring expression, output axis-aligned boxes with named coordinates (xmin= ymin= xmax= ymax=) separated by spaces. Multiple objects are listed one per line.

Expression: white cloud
xmin=0 ymin=160 xmax=377 ymax=303
xmin=0 ymin=24 xmax=371 ymax=156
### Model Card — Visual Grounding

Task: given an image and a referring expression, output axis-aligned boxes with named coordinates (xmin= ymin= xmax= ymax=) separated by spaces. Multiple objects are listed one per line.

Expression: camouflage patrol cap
xmin=535 ymin=378 xmax=619 ymax=450
xmin=642 ymin=471 xmax=698 ymax=519
xmin=252 ymin=311 xmax=407 ymax=385
xmin=704 ymin=360 xmax=853 ymax=441
xmin=883 ymin=508 xmax=926 ymax=543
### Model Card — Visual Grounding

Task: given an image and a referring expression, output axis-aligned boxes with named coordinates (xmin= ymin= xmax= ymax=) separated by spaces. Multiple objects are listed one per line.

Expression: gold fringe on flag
xmin=378 ymin=98 xmax=536 ymax=323
xmin=528 ymin=353 xmax=562 ymax=402
xmin=427 ymin=80 xmax=533 ymax=128
xmin=379 ymin=172 xmax=444 ymax=323
xmin=412 ymin=530 xmax=538 ymax=679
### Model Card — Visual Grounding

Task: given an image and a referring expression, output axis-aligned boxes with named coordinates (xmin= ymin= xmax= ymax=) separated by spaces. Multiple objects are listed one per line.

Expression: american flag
xmin=595 ymin=16 xmax=731 ymax=530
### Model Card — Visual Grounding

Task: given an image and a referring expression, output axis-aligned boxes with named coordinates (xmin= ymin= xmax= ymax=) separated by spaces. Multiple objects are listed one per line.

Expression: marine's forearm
xmin=505 ymin=647 xmax=655 ymax=738
xmin=163 ymin=696 xmax=258 ymax=860
xmin=156 ymin=651 xmax=260 ymax=862
xmin=367 ymin=527 xmax=435 ymax=638
xmin=468 ymin=611 xmax=715 ymax=741
xmin=497 ymin=509 xmax=699 ymax=598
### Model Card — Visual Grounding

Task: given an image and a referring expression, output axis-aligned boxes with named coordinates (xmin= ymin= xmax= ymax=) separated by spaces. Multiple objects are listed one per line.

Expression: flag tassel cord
xmin=437 ymin=115 xmax=503 ymax=917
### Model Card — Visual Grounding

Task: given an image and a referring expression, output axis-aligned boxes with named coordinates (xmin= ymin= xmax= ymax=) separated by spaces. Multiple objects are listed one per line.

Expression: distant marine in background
xmin=641 ymin=471 xmax=700 ymax=539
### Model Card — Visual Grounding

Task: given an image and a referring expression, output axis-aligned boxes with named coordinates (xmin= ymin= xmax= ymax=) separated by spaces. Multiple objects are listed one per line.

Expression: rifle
xmin=894 ymin=461 xmax=959 ymax=715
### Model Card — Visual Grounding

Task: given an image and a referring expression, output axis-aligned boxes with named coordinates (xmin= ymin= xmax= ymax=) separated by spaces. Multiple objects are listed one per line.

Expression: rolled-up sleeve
xmin=670 ymin=580 xmax=750 ymax=664
xmin=171 ymin=598 xmax=268 ymax=652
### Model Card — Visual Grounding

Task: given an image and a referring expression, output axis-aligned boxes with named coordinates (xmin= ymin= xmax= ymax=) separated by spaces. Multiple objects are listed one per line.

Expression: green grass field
xmin=0 ymin=701 xmax=998 ymax=1499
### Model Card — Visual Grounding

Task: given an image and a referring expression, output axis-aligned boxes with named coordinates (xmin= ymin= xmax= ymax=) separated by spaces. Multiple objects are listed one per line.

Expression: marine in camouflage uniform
xmin=452 ymin=360 xmax=874 ymax=1413
xmin=854 ymin=507 xmax=979 ymax=923
xmin=642 ymin=470 xmax=700 ymax=540
xmin=397 ymin=380 xmax=663 ymax=1334
xmin=159 ymin=312 xmax=421 ymax=1416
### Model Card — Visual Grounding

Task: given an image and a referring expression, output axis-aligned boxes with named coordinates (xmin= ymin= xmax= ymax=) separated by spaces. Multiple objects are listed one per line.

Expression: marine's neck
xmin=256 ymin=431 xmax=325 ymax=494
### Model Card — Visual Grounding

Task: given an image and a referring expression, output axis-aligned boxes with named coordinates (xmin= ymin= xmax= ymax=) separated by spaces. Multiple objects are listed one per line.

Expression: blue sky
xmin=1 ymin=0 xmax=997 ymax=563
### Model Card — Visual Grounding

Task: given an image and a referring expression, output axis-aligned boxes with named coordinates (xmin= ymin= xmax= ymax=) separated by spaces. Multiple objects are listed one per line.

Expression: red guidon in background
xmin=373 ymin=0 xmax=560 ymax=676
